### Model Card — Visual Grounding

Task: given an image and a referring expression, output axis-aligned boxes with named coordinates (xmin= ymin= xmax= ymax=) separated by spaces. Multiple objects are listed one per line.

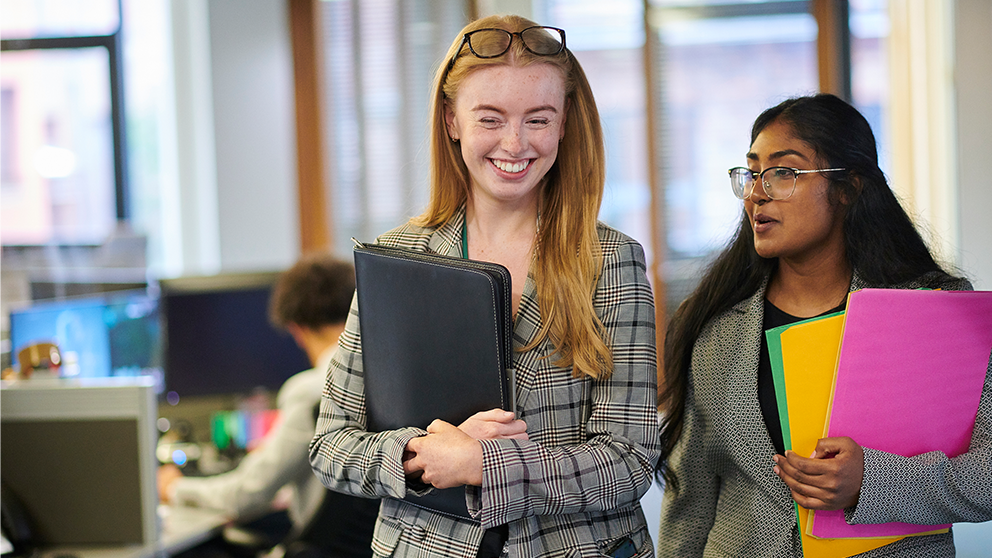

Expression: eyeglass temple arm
xmin=795 ymin=167 xmax=846 ymax=175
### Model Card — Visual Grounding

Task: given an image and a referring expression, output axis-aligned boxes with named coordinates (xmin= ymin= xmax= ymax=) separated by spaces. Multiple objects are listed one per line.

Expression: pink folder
xmin=810 ymin=289 xmax=992 ymax=539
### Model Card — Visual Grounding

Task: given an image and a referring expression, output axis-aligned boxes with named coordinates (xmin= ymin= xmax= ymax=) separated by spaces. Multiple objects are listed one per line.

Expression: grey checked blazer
xmin=310 ymin=208 xmax=661 ymax=558
xmin=657 ymin=271 xmax=992 ymax=557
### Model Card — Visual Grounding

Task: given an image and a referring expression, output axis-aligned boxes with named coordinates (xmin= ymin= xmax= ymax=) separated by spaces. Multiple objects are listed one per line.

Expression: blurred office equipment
xmin=14 ymin=342 xmax=61 ymax=378
xmin=0 ymin=377 xmax=159 ymax=547
xmin=156 ymin=272 xmax=309 ymax=470
xmin=158 ymin=272 xmax=307 ymax=401
xmin=7 ymin=291 xmax=161 ymax=382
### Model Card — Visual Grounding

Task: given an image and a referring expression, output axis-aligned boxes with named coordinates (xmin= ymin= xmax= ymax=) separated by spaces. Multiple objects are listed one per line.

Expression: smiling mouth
xmin=491 ymin=159 xmax=530 ymax=174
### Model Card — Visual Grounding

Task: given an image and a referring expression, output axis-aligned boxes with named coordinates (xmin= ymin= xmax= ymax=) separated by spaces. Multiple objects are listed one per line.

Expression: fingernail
xmin=810 ymin=450 xmax=817 ymax=459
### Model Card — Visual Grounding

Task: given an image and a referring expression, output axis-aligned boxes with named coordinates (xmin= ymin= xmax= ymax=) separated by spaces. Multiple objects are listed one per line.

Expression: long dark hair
xmin=656 ymin=94 xmax=958 ymax=489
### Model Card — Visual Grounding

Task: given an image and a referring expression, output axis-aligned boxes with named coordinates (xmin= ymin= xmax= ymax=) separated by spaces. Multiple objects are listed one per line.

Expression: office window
xmin=651 ymin=0 xmax=818 ymax=256
xmin=0 ymin=0 xmax=126 ymax=246
xmin=850 ymin=0 xmax=889 ymax=172
xmin=538 ymin=0 xmax=652 ymax=258
xmin=0 ymin=47 xmax=116 ymax=245
xmin=320 ymin=0 xmax=468 ymax=255
xmin=645 ymin=0 xmax=820 ymax=306
xmin=642 ymin=0 xmax=891 ymax=308
xmin=0 ymin=0 xmax=120 ymax=39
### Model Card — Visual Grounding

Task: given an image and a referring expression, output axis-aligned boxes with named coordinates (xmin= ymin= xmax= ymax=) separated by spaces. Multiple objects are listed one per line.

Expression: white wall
xmin=954 ymin=0 xmax=992 ymax=290
xmin=950 ymin=3 xmax=992 ymax=551
xmin=165 ymin=0 xmax=298 ymax=277
xmin=208 ymin=0 xmax=299 ymax=272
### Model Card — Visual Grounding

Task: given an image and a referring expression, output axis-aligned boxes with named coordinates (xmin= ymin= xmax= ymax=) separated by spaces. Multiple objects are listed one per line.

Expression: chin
xmin=752 ymin=242 xmax=779 ymax=260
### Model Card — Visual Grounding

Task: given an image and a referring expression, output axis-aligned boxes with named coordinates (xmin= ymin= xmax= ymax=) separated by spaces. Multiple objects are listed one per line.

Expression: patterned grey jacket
xmin=310 ymin=209 xmax=661 ymax=558
xmin=657 ymin=270 xmax=992 ymax=557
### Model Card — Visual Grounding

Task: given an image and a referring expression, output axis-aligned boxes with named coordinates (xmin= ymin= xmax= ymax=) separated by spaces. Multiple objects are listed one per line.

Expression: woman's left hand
xmin=458 ymin=409 xmax=528 ymax=441
xmin=773 ymin=436 xmax=865 ymax=511
xmin=403 ymin=419 xmax=484 ymax=488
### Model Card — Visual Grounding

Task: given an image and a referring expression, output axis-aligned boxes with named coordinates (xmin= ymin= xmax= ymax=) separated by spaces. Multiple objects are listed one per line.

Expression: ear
xmin=839 ymin=174 xmax=863 ymax=205
xmin=285 ymin=323 xmax=307 ymax=349
xmin=444 ymin=100 xmax=459 ymax=141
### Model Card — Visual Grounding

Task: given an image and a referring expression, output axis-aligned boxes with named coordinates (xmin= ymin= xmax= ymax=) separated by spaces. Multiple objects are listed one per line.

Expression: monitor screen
xmin=8 ymin=292 xmax=161 ymax=382
xmin=159 ymin=272 xmax=309 ymax=400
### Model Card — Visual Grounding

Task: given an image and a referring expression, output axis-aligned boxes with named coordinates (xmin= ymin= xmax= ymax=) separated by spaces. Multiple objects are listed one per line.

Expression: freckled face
xmin=444 ymin=64 xmax=567 ymax=210
xmin=745 ymin=120 xmax=847 ymax=264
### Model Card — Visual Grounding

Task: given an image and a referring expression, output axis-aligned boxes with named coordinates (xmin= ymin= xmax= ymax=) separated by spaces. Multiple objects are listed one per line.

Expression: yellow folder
xmin=767 ymin=313 xmax=905 ymax=557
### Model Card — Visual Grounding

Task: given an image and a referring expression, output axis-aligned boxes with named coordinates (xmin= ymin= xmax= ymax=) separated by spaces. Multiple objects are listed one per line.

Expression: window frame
xmin=0 ymin=16 xmax=130 ymax=232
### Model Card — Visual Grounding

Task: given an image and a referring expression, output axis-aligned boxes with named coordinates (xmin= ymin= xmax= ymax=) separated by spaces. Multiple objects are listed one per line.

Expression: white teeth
xmin=493 ymin=159 xmax=529 ymax=173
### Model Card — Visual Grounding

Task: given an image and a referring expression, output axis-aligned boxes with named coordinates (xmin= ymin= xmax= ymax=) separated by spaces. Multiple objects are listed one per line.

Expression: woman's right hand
xmin=157 ymin=464 xmax=184 ymax=503
xmin=458 ymin=408 xmax=528 ymax=441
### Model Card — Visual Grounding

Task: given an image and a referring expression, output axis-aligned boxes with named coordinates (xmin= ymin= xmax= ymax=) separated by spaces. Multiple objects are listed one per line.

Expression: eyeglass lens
xmin=730 ymin=167 xmax=796 ymax=200
xmin=467 ymin=27 xmax=564 ymax=58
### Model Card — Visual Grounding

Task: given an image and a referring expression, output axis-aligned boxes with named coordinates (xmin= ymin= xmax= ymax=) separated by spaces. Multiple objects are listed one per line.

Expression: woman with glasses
xmin=656 ymin=93 xmax=990 ymax=557
xmin=310 ymin=14 xmax=660 ymax=558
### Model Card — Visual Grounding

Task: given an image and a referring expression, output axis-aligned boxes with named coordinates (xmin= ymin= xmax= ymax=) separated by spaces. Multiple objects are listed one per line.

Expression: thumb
xmin=813 ymin=436 xmax=853 ymax=459
xmin=426 ymin=419 xmax=454 ymax=434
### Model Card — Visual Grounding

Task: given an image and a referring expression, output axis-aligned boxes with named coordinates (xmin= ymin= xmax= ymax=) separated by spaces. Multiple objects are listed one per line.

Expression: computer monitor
xmin=7 ymin=291 xmax=162 ymax=383
xmin=0 ymin=377 xmax=159 ymax=547
xmin=158 ymin=272 xmax=309 ymax=401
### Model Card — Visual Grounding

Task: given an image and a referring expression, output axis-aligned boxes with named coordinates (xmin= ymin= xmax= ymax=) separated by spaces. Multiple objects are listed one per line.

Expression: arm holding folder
xmin=852 ymin=359 xmax=992 ymax=526
xmin=774 ymin=285 xmax=992 ymax=533
xmin=308 ymin=219 xmax=660 ymax=552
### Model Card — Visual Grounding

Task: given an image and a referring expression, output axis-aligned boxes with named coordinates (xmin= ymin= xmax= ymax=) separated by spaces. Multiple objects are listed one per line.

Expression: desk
xmin=158 ymin=505 xmax=230 ymax=555
xmin=36 ymin=506 xmax=230 ymax=558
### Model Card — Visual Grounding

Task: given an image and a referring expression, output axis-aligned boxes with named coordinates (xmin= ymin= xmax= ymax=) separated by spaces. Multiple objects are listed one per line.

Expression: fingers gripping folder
xmin=352 ymin=240 xmax=514 ymax=519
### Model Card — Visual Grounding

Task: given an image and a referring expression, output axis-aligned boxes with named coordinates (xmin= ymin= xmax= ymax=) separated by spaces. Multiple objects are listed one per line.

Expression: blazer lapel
xmin=427 ymin=207 xmax=465 ymax=257
xmin=733 ymin=281 xmax=796 ymax=507
xmin=507 ymin=271 xmax=544 ymax=411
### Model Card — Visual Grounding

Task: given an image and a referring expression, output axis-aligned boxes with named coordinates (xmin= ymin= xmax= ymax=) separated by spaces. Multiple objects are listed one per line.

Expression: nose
xmin=747 ymin=179 xmax=770 ymax=205
xmin=501 ymin=123 xmax=526 ymax=155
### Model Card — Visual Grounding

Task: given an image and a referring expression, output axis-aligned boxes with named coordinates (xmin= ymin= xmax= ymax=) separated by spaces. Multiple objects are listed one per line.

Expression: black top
xmin=758 ymin=298 xmax=847 ymax=456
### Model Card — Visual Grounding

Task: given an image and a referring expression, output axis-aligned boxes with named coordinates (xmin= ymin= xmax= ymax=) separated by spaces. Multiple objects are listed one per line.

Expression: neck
xmin=465 ymin=194 xmax=539 ymax=247
xmin=464 ymin=194 xmax=540 ymax=319
xmin=294 ymin=323 xmax=345 ymax=367
xmin=767 ymin=252 xmax=852 ymax=318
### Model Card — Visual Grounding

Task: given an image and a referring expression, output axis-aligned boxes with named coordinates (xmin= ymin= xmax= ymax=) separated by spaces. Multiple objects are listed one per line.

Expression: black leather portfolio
xmin=353 ymin=241 xmax=514 ymax=519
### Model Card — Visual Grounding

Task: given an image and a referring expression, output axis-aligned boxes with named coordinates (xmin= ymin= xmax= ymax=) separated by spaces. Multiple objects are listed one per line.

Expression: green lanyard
xmin=461 ymin=217 xmax=469 ymax=259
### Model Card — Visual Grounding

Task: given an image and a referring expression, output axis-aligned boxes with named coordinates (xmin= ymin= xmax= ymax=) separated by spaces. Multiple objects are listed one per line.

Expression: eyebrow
xmin=746 ymin=148 xmax=809 ymax=162
xmin=470 ymin=104 xmax=559 ymax=114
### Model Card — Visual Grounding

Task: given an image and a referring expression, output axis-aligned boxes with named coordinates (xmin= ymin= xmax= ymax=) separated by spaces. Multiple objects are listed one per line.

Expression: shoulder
xmin=705 ymin=286 xmax=765 ymax=337
xmin=860 ymin=270 xmax=973 ymax=292
xmin=277 ymin=368 xmax=324 ymax=406
xmin=596 ymin=222 xmax=646 ymax=265
xmin=914 ymin=271 xmax=972 ymax=291
xmin=374 ymin=221 xmax=437 ymax=251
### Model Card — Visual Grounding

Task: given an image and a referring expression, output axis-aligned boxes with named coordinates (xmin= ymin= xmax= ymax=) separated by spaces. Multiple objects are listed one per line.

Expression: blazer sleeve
xmin=656 ymin=373 xmax=719 ymax=557
xmin=847 ymin=354 xmax=992 ymax=526
xmin=308 ymin=292 xmax=429 ymax=500
xmin=471 ymin=238 xmax=661 ymax=529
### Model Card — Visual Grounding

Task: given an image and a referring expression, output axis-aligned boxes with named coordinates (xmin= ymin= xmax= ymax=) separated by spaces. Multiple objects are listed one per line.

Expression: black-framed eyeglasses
xmin=728 ymin=166 xmax=847 ymax=201
xmin=446 ymin=26 xmax=566 ymax=72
